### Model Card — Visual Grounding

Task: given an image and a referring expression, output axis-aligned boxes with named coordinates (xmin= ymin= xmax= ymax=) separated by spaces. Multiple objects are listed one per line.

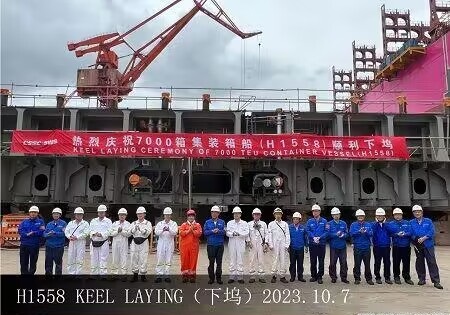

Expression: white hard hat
xmin=163 ymin=207 xmax=173 ymax=215
xmin=118 ymin=208 xmax=128 ymax=215
xmin=312 ymin=204 xmax=321 ymax=211
xmin=355 ymin=209 xmax=365 ymax=216
xmin=273 ymin=207 xmax=283 ymax=214
xmin=392 ymin=208 xmax=403 ymax=215
xmin=136 ymin=206 xmax=146 ymax=214
xmin=252 ymin=208 xmax=262 ymax=215
xmin=292 ymin=212 xmax=302 ymax=219
xmin=375 ymin=208 xmax=386 ymax=216
xmin=74 ymin=207 xmax=84 ymax=214
xmin=52 ymin=207 xmax=62 ymax=214
xmin=331 ymin=207 xmax=340 ymax=215
xmin=97 ymin=204 xmax=107 ymax=212
xmin=211 ymin=205 xmax=221 ymax=212
xmin=232 ymin=206 xmax=242 ymax=214
xmin=412 ymin=204 xmax=423 ymax=211
xmin=29 ymin=205 xmax=39 ymax=213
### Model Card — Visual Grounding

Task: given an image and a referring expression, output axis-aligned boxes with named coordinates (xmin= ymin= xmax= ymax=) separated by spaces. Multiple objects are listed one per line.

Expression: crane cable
xmin=258 ymin=34 xmax=261 ymax=83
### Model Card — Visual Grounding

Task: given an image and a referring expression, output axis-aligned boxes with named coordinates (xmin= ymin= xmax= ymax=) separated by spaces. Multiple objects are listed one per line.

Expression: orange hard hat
xmin=186 ymin=209 xmax=196 ymax=216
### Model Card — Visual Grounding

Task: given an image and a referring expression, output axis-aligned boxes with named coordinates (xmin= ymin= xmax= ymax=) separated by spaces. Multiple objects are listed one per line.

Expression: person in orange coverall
xmin=179 ymin=209 xmax=203 ymax=283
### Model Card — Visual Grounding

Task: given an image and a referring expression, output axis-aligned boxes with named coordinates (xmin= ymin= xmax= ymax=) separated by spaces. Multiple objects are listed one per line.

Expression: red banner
xmin=11 ymin=130 xmax=409 ymax=160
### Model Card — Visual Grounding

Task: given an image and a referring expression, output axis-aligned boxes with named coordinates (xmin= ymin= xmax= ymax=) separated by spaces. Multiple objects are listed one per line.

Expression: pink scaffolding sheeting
xmin=360 ymin=33 xmax=450 ymax=113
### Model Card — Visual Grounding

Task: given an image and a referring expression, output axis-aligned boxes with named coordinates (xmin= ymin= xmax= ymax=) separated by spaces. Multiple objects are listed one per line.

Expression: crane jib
xmin=67 ymin=0 xmax=261 ymax=109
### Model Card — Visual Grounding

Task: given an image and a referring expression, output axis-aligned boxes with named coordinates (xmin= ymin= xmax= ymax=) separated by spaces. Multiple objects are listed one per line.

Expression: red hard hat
xmin=187 ymin=209 xmax=196 ymax=216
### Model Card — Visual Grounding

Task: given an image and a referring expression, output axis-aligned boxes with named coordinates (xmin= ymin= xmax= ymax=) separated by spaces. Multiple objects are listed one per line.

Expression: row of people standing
xmin=289 ymin=204 xmax=443 ymax=289
xmin=18 ymin=204 xmax=202 ymax=282
xmin=204 ymin=204 xmax=443 ymax=289
xmin=17 ymin=203 xmax=443 ymax=289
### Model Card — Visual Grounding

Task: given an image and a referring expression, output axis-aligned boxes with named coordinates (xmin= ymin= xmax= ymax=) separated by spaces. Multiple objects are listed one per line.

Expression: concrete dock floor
xmin=1 ymin=245 xmax=449 ymax=314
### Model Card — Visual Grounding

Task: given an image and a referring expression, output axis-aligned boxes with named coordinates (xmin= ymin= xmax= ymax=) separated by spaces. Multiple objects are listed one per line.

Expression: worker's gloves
xmin=417 ymin=236 xmax=427 ymax=244
xmin=397 ymin=231 xmax=405 ymax=237
xmin=313 ymin=237 xmax=320 ymax=244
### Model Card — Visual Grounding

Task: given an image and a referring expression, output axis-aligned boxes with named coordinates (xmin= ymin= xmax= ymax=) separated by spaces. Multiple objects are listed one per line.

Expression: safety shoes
xmin=434 ymin=283 xmax=443 ymax=289
xmin=130 ymin=273 xmax=139 ymax=282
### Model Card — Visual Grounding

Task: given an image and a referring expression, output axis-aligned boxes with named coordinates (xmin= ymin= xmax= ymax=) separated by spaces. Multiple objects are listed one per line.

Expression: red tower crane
xmin=68 ymin=0 xmax=261 ymax=109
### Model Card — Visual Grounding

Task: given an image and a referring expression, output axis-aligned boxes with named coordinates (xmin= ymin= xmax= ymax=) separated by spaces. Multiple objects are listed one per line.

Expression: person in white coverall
xmin=246 ymin=207 xmax=268 ymax=283
xmin=110 ymin=208 xmax=131 ymax=280
xmin=89 ymin=204 xmax=113 ymax=277
xmin=226 ymin=206 xmax=249 ymax=284
xmin=268 ymin=207 xmax=290 ymax=283
xmin=65 ymin=207 xmax=90 ymax=275
xmin=155 ymin=207 xmax=179 ymax=283
xmin=130 ymin=206 xmax=152 ymax=282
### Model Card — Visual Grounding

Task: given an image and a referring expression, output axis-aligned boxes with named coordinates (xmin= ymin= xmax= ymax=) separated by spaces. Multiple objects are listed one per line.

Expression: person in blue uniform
xmin=350 ymin=209 xmax=374 ymax=285
xmin=386 ymin=207 xmax=413 ymax=285
xmin=410 ymin=205 xmax=443 ymax=290
xmin=371 ymin=208 xmax=393 ymax=284
xmin=327 ymin=207 xmax=349 ymax=284
xmin=306 ymin=204 xmax=328 ymax=284
xmin=18 ymin=205 xmax=45 ymax=275
xmin=288 ymin=212 xmax=308 ymax=282
xmin=43 ymin=207 xmax=67 ymax=276
xmin=204 ymin=205 xmax=226 ymax=284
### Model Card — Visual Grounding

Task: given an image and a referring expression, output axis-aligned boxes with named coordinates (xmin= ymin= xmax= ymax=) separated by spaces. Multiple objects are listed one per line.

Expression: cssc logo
xmin=23 ymin=139 xmax=58 ymax=146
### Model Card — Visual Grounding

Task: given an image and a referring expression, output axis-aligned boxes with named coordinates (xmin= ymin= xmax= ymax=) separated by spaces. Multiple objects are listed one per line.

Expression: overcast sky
xmin=0 ymin=0 xmax=430 ymax=109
